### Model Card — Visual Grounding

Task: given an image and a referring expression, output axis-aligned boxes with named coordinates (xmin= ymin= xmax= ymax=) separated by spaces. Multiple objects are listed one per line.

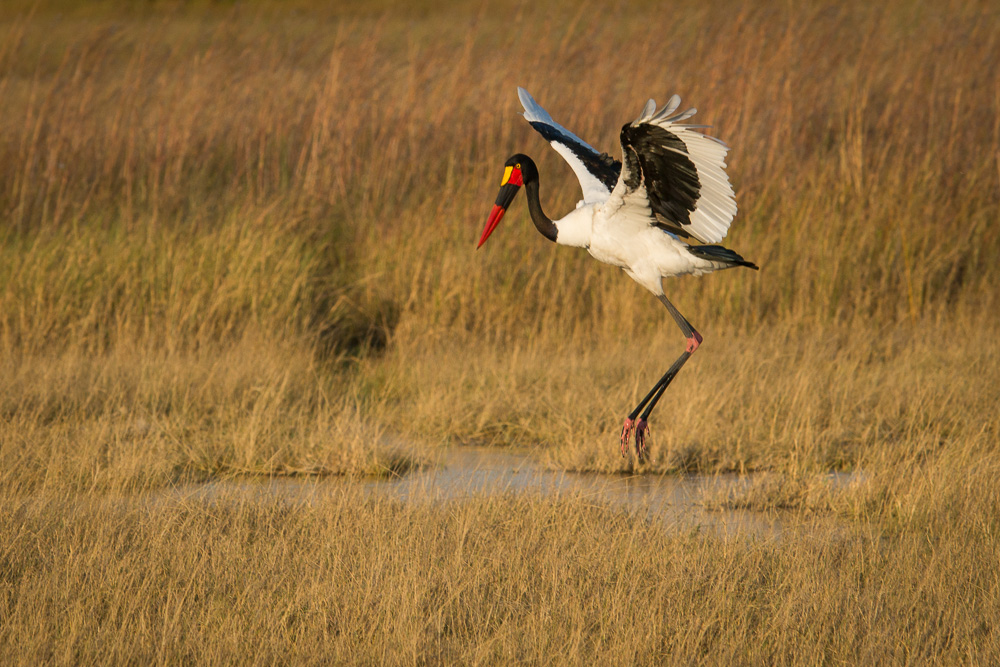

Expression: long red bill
xmin=477 ymin=204 xmax=506 ymax=249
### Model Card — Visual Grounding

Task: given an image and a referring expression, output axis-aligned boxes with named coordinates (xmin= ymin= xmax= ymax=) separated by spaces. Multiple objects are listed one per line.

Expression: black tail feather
xmin=688 ymin=244 xmax=759 ymax=270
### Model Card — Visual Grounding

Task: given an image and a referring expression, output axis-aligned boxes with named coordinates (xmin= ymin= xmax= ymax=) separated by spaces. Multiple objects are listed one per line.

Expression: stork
xmin=477 ymin=88 xmax=758 ymax=460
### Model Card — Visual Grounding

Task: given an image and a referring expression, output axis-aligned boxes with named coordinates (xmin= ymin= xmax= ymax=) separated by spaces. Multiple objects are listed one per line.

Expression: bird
xmin=477 ymin=87 xmax=758 ymax=461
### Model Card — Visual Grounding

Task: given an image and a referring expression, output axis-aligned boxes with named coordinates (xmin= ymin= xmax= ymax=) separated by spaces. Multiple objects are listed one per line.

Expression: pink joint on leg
xmin=686 ymin=330 xmax=703 ymax=354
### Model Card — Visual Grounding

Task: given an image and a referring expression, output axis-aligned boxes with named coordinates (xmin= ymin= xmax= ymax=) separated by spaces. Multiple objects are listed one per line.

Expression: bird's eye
xmin=515 ymin=163 xmax=521 ymax=169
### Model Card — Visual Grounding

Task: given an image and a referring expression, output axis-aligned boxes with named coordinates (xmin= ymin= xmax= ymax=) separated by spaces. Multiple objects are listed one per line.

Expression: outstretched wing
xmin=518 ymin=87 xmax=621 ymax=205
xmin=606 ymin=96 xmax=737 ymax=244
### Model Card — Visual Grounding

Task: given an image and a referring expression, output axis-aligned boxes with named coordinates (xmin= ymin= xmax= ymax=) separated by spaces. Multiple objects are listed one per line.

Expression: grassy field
xmin=2 ymin=0 xmax=999 ymax=663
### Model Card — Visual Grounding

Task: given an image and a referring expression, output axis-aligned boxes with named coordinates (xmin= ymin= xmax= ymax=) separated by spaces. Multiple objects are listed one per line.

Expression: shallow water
xmin=368 ymin=447 xmax=781 ymax=538
xmin=157 ymin=447 xmax=854 ymax=540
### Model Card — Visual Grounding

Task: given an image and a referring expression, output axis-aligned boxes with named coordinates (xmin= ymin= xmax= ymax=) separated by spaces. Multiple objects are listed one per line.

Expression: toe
xmin=634 ymin=418 xmax=649 ymax=459
xmin=620 ymin=418 xmax=634 ymax=456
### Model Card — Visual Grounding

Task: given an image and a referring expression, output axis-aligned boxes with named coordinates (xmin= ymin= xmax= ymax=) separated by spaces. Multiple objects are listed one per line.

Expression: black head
xmin=503 ymin=154 xmax=538 ymax=183
xmin=477 ymin=154 xmax=537 ymax=248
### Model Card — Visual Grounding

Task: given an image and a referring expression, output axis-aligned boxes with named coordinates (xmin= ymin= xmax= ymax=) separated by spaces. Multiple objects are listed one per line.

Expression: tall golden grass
xmin=2 ymin=0 xmax=999 ymax=662
xmin=3 ymin=490 xmax=998 ymax=664
xmin=2 ymin=0 xmax=997 ymax=473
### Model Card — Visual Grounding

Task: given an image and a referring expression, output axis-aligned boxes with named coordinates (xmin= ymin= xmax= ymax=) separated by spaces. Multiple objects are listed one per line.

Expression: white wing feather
xmin=608 ymin=97 xmax=737 ymax=244
xmin=518 ymin=87 xmax=616 ymax=205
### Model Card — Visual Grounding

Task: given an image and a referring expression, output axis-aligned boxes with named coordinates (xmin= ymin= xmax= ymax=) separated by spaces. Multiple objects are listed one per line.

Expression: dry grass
xmin=386 ymin=317 xmax=1000 ymax=476
xmin=2 ymin=0 xmax=1000 ymax=662
xmin=2 ymin=487 xmax=999 ymax=665
xmin=0 ymin=338 xmax=422 ymax=496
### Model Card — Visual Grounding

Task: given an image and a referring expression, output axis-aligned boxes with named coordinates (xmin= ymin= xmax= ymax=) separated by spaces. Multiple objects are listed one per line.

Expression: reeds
xmin=2 ymin=1 xmax=1000 ymax=661
xmin=3 ymin=488 xmax=998 ymax=664
xmin=3 ymin=0 xmax=997 ymax=475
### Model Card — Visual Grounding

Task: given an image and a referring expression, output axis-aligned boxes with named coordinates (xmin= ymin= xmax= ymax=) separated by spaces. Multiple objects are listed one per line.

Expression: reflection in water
xmin=157 ymin=447 xmax=852 ymax=540
xmin=365 ymin=447 xmax=781 ymax=539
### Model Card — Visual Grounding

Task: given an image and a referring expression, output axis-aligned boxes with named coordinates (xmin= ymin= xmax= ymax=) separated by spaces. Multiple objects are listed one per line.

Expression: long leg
xmin=620 ymin=295 xmax=702 ymax=460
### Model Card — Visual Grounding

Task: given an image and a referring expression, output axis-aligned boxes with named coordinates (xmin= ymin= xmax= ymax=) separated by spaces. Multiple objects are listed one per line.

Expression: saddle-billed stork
xmin=477 ymin=88 xmax=758 ymax=460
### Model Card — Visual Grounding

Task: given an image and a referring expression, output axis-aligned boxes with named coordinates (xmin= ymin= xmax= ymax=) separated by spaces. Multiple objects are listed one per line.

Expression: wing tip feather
xmin=518 ymin=86 xmax=553 ymax=124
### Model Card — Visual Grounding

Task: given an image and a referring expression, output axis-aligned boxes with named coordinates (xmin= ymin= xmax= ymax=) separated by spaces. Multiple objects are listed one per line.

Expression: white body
xmin=518 ymin=87 xmax=741 ymax=297
xmin=553 ymin=205 xmax=729 ymax=297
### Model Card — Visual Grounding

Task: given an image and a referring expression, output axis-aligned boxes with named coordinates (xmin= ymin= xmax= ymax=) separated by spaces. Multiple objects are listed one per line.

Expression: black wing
xmin=620 ymin=123 xmax=702 ymax=238
xmin=518 ymin=87 xmax=622 ymax=204
xmin=610 ymin=96 xmax=737 ymax=244
xmin=527 ymin=120 xmax=621 ymax=192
